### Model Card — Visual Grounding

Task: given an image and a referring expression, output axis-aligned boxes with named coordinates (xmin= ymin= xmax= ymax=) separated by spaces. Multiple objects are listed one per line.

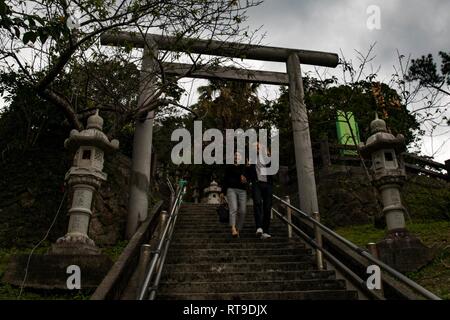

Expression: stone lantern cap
xmin=64 ymin=111 xmax=119 ymax=153
xmin=358 ymin=114 xmax=405 ymax=158
xmin=204 ymin=180 xmax=222 ymax=194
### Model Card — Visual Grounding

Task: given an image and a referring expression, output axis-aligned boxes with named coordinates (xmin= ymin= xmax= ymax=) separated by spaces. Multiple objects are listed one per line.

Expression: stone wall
xmin=283 ymin=165 xmax=450 ymax=228
xmin=89 ymin=153 xmax=131 ymax=246
xmin=316 ymin=167 xmax=379 ymax=227
xmin=0 ymin=149 xmax=132 ymax=248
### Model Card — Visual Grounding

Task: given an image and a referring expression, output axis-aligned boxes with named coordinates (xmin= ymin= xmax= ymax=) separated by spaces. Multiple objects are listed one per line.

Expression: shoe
xmin=231 ymin=226 xmax=239 ymax=238
xmin=260 ymin=233 xmax=272 ymax=239
xmin=256 ymin=228 xmax=263 ymax=237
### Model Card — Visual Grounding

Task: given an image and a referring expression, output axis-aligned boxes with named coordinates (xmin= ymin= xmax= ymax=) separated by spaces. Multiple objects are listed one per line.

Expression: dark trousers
xmin=252 ymin=181 xmax=273 ymax=233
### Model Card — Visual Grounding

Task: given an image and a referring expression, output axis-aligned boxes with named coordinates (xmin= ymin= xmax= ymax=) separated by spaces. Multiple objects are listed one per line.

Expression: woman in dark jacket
xmin=222 ymin=152 xmax=248 ymax=237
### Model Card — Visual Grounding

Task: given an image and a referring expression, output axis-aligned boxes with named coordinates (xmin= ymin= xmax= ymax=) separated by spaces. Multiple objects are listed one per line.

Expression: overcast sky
xmin=202 ymin=0 xmax=450 ymax=162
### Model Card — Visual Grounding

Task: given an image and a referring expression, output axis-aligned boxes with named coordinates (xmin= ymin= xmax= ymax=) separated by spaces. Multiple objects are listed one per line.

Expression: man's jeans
xmin=252 ymin=181 xmax=273 ymax=233
xmin=227 ymin=188 xmax=247 ymax=230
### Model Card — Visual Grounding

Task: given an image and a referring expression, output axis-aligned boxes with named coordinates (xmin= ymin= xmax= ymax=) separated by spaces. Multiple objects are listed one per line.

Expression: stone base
xmin=2 ymin=253 xmax=113 ymax=290
xmin=49 ymin=233 xmax=101 ymax=255
xmin=49 ymin=241 xmax=101 ymax=255
xmin=376 ymin=230 xmax=435 ymax=273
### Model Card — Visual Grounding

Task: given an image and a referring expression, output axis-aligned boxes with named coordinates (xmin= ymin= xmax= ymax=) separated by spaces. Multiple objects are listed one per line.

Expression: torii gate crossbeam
xmin=100 ymin=32 xmax=339 ymax=238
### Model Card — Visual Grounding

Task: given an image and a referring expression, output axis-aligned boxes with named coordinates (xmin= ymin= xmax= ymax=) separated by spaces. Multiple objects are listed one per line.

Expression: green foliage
xmin=102 ymin=240 xmax=129 ymax=262
xmin=408 ymin=52 xmax=450 ymax=87
xmin=406 ymin=248 xmax=450 ymax=300
xmin=334 ymin=224 xmax=385 ymax=247
xmin=336 ymin=220 xmax=450 ymax=248
xmin=403 ymin=176 xmax=450 ymax=222
xmin=262 ymin=79 xmax=421 ymax=166
xmin=0 ymin=283 xmax=94 ymax=300
xmin=194 ymin=79 xmax=265 ymax=130
xmin=407 ymin=51 xmax=450 ymax=126
xmin=0 ymin=78 xmax=67 ymax=160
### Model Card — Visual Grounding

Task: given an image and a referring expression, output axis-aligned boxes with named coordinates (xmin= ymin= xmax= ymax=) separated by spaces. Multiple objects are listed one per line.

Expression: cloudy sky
xmin=226 ymin=0 xmax=450 ymax=162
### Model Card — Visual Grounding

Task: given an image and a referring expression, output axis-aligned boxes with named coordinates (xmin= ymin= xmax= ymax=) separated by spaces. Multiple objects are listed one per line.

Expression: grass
xmin=102 ymin=240 xmax=129 ymax=261
xmin=0 ymin=240 xmax=129 ymax=300
xmin=335 ymin=220 xmax=450 ymax=299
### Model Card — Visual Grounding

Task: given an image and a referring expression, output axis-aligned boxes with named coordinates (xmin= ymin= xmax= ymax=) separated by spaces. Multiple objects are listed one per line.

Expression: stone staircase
xmin=156 ymin=203 xmax=358 ymax=300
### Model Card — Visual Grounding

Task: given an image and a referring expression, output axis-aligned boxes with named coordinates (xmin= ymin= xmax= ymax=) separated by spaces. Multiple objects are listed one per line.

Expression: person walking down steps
xmin=222 ymin=152 xmax=248 ymax=238
xmin=248 ymin=143 xmax=274 ymax=239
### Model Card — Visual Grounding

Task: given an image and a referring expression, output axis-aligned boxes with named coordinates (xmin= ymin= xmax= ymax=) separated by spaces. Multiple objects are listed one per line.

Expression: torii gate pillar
xmin=126 ymin=42 xmax=158 ymax=239
xmin=287 ymin=53 xmax=319 ymax=215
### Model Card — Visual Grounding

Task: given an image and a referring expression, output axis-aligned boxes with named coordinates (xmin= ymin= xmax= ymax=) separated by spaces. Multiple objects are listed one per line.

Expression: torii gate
xmin=100 ymin=32 xmax=339 ymax=238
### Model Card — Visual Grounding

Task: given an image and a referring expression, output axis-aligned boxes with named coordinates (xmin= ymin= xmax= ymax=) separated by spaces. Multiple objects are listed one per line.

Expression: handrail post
xmin=313 ymin=211 xmax=324 ymax=270
xmin=136 ymin=210 xmax=169 ymax=299
xmin=158 ymin=210 xmax=170 ymax=237
xmin=136 ymin=244 xmax=152 ymax=298
xmin=283 ymin=195 xmax=293 ymax=239
xmin=154 ymin=210 xmax=169 ymax=275
xmin=367 ymin=242 xmax=379 ymax=259
xmin=367 ymin=242 xmax=385 ymax=296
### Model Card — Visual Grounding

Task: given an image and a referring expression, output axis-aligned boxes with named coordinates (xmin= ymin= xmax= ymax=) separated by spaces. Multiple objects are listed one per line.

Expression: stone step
xmin=162 ymin=261 xmax=316 ymax=273
xmin=180 ymin=205 xmax=253 ymax=209
xmin=171 ymin=235 xmax=287 ymax=242
xmin=161 ymin=270 xmax=336 ymax=283
xmin=153 ymin=204 xmax=356 ymax=301
xmin=173 ymin=225 xmax=290 ymax=232
xmin=174 ymin=222 xmax=287 ymax=229
xmin=166 ymin=248 xmax=312 ymax=257
xmin=172 ymin=233 xmax=288 ymax=240
xmin=156 ymin=289 xmax=358 ymax=300
xmin=179 ymin=206 xmax=218 ymax=208
xmin=165 ymin=254 xmax=314 ymax=264
xmin=176 ymin=219 xmax=287 ymax=226
xmin=157 ymin=279 xmax=347 ymax=294
xmin=178 ymin=216 xmax=283 ymax=221
xmin=169 ymin=242 xmax=306 ymax=250
xmin=170 ymin=237 xmax=302 ymax=245
xmin=178 ymin=213 xmax=282 ymax=218
xmin=175 ymin=222 xmax=288 ymax=230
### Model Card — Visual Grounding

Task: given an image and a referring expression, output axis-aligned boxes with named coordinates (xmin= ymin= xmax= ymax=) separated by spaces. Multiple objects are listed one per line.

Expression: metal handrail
xmin=148 ymin=203 xmax=179 ymax=300
xmin=138 ymin=183 xmax=186 ymax=300
xmin=272 ymin=208 xmax=384 ymax=300
xmin=272 ymin=194 xmax=441 ymax=300
xmin=166 ymin=176 xmax=175 ymax=195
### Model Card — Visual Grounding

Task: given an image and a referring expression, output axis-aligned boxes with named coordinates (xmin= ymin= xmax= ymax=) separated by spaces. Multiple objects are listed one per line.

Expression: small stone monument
xmin=4 ymin=111 xmax=118 ymax=290
xmin=51 ymin=111 xmax=119 ymax=255
xmin=358 ymin=114 xmax=433 ymax=272
xmin=203 ymin=180 xmax=222 ymax=204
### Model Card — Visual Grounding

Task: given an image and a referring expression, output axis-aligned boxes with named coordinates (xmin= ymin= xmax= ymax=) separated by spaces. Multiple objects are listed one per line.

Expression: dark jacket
xmin=246 ymin=164 xmax=274 ymax=185
xmin=223 ymin=164 xmax=248 ymax=192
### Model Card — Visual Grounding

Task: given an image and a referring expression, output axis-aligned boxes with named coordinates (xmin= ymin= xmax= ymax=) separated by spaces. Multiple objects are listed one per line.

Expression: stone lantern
xmin=203 ymin=180 xmax=222 ymax=204
xmin=358 ymin=114 xmax=432 ymax=272
xmin=51 ymin=111 xmax=119 ymax=255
